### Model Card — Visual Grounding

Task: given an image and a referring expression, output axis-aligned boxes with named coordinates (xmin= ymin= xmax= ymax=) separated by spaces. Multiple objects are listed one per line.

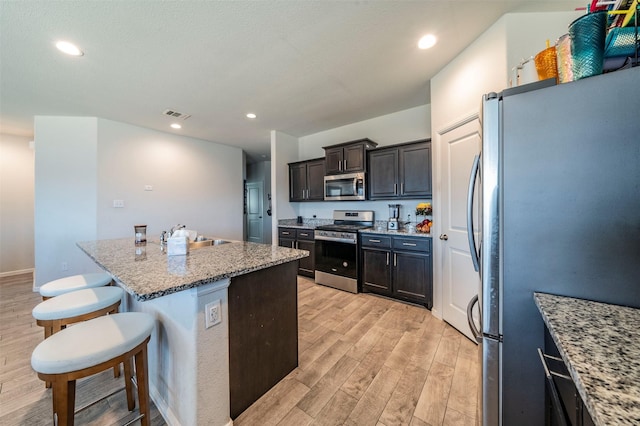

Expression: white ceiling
xmin=0 ymin=1 xmax=583 ymax=162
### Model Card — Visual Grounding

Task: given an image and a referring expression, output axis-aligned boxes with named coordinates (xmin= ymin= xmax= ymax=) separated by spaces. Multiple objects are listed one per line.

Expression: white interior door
xmin=246 ymin=181 xmax=264 ymax=243
xmin=440 ymin=116 xmax=481 ymax=341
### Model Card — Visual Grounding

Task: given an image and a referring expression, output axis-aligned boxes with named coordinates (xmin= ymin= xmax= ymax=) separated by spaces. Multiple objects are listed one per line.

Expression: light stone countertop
xmin=534 ymin=292 xmax=640 ymax=426
xmin=77 ymin=238 xmax=309 ymax=301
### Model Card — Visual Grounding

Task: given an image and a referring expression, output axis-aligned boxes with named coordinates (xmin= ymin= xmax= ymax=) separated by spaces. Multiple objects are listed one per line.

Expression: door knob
xmin=439 ymin=234 xmax=448 ymax=240
xmin=259 ymin=216 xmax=262 ymax=219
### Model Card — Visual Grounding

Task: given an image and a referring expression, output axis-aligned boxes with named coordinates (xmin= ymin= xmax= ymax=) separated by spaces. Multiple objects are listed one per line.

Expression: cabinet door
xmin=324 ymin=147 xmax=343 ymax=175
xmin=400 ymin=142 xmax=432 ymax=198
xmin=289 ymin=163 xmax=307 ymax=201
xmin=368 ymin=149 xmax=398 ymax=199
xmin=343 ymin=144 xmax=365 ymax=172
xmin=393 ymin=251 xmax=431 ymax=306
xmin=306 ymin=159 xmax=325 ymax=200
xmin=278 ymin=237 xmax=295 ymax=248
xmin=297 ymin=239 xmax=315 ymax=277
xmin=362 ymin=248 xmax=392 ymax=294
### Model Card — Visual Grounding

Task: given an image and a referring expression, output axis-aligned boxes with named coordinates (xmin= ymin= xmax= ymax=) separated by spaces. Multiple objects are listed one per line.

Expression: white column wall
xmin=34 ymin=117 xmax=100 ymax=287
xmin=270 ymin=130 xmax=299 ymax=244
xmin=0 ymin=133 xmax=35 ymax=275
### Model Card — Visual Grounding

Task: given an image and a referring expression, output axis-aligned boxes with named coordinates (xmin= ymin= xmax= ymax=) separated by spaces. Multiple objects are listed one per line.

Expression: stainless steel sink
xmin=189 ymin=238 xmax=230 ymax=249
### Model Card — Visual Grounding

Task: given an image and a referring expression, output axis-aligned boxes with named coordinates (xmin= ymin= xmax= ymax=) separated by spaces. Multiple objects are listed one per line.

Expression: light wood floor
xmin=0 ymin=273 xmax=478 ymax=426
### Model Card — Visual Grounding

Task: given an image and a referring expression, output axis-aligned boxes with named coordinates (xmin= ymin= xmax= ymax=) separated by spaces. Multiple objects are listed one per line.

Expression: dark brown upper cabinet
xmin=368 ymin=139 xmax=432 ymax=200
xmin=288 ymin=158 xmax=325 ymax=201
xmin=323 ymin=138 xmax=377 ymax=175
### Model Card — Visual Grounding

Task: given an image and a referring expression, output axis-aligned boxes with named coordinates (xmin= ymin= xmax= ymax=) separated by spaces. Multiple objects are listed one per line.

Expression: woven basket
xmin=534 ymin=46 xmax=558 ymax=81
xmin=569 ymin=11 xmax=607 ymax=80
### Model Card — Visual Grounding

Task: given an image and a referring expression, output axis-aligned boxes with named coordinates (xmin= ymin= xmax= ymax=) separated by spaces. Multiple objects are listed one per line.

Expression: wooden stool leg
xmin=123 ymin=357 xmax=135 ymax=411
xmin=52 ymin=378 xmax=76 ymax=426
xmin=111 ymin=306 xmax=121 ymax=379
xmin=134 ymin=346 xmax=150 ymax=426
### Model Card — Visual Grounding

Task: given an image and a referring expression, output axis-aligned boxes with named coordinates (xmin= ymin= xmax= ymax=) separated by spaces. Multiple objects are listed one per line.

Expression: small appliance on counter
xmin=387 ymin=204 xmax=401 ymax=230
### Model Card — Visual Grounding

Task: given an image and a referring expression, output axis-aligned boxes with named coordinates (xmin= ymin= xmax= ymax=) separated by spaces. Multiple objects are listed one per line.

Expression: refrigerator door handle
xmin=466 ymin=294 xmax=482 ymax=343
xmin=467 ymin=154 xmax=481 ymax=272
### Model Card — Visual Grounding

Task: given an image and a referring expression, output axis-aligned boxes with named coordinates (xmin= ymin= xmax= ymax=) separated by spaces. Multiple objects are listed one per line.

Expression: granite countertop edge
xmin=534 ymin=292 xmax=640 ymax=426
xmin=77 ymin=239 xmax=308 ymax=302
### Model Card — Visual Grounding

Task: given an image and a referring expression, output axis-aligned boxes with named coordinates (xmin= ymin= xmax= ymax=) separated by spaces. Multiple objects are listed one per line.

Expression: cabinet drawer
xmin=278 ymin=227 xmax=296 ymax=238
xmin=361 ymin=234 xmax=392 ymax=248
xmin=392 ymin=237 xmax=431 ymax=253
xmin=296 ymin=229 xmax=314 ymax=240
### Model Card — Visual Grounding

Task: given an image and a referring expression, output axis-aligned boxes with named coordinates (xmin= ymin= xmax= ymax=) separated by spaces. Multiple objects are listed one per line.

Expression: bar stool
xmin=33 ymin=286 xmax=124 ymax=388
xmin=31 ymin=312 xmax=154 ymax=426
xmin=39 ymin=272 xmax=113 ymax=300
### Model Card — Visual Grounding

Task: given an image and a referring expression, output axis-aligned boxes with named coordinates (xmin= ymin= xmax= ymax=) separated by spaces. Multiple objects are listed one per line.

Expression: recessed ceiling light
xmin=418 ymin=34 xmax=437 ymax=50
xmin=55 ymin=41 xmax=84 ymax=56
xmin=170 ymin=123 xmax=182 ymax=129
xmin=246 ymin=113 xmax=257 ymax=119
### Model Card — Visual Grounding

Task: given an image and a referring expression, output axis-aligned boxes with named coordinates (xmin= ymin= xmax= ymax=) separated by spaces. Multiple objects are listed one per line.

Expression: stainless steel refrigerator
xmin=466 ymin=66 xmax=640 ymax=426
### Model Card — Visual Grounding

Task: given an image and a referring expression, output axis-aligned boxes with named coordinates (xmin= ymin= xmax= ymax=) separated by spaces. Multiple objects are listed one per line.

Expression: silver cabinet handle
xmin=402 ymin=242 xmax=417 ymax=246
xmin=537 ymin=348 xmax=571 ymax=426
xmin=344 ymin=160 xmax=347 ymax=170
xmin=394 ymin=183 xmax=397 ymax=195
xmin=300 ymin=233 xmax=308 ymax=237
xmin=400 ymin=182 xmax=404 ymax=195
xmin=386 ymin=252 xmax=389 ymax=265
xmin=467 ymin=154 xmax=481 ymax=272
xmin=282 ymin=232 xmax=290 ymax=235
xmin=393 ymin=253 xmax=397 ymax=267
xmin=439 ymin=234 xmax=448 ymax=240
xmin=368 ymin=239 xmax=381 ymax=243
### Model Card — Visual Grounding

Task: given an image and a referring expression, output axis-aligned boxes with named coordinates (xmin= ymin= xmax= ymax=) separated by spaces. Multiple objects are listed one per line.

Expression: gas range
xmin=314 ymin=210 xmax=374 ymax=294
xmin=314 ymin=211 xmax=374 ymax=244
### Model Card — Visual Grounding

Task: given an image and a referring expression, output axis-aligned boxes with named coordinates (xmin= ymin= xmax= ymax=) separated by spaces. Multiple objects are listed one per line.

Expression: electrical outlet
xmin=205 ymin=300 xmax=221 ymax=329
xmin=144 ymin=185 xmax=153 ymax=191
xmin=61 ymin=262 xmax=68 ymax=271
xmin=113 ymin=199 xmax=124 ymax=208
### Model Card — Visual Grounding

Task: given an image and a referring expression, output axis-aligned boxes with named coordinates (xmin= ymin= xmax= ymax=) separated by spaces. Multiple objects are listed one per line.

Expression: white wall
xmin=429 ymin=11 xmax=582 ymax=318
xmin=294 ymin=104 xmax=432 ymax=223
xmin=96 ymin=119 xmax=243 ymax=241
xmin=34 ymin=117 xmax=100 ymax=287
xmin=34 ymin=117 xmax=244 ymax=287
xmin=271 ymin=130 xmax=299 ymax=244
xmin=0 ymin=133 xmax=35 ymax=275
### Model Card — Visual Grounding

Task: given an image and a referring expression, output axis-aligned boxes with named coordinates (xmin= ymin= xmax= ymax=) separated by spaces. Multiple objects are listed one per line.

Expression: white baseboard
xmin=0 ymin=268 xmax=34 ymax=278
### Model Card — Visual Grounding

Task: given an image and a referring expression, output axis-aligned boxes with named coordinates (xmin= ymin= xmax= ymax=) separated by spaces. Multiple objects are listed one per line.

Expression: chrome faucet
xmin=170 ymin=224 xmax=186 ymax=236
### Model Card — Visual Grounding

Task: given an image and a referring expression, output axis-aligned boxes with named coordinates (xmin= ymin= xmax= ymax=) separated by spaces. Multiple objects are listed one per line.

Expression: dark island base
xmin=228 ymin=261 xmax=299 ymax=419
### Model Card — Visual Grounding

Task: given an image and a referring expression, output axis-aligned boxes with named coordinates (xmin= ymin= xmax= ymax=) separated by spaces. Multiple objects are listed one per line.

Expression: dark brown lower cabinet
xmin=361 ymin=233 xmax=432 ymax=309
xmin=542 ymin=327 xmax=595 ymax=426
xmin=228 ymin=261 xmax=298 ymax=419
xmin=278 ymin=227 xmax=315 ymax=278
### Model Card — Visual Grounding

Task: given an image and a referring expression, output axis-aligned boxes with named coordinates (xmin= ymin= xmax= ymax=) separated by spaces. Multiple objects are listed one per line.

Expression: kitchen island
xmin=534 ymin=293 xmax=640 ymax=426
xmin=77 ymin=238 xmax=308 ymax=426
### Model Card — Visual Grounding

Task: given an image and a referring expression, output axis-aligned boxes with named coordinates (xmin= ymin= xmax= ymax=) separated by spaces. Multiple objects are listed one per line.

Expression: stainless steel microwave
xmin=324 ymin=172 xmax=365 ymax=201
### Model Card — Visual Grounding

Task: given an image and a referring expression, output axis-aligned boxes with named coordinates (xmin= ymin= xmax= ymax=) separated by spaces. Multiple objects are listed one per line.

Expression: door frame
xmin=432 ymin=111 xmax=479 ymax=321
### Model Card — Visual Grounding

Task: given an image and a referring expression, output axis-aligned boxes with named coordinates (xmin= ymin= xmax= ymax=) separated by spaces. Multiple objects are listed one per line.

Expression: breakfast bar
xmin=77 ymin=238 xmax=308 ymax=426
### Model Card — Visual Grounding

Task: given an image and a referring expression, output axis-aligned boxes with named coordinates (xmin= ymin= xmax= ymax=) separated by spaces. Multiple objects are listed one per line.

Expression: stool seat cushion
xmin=31 ymin=312 xmax=154 ymax=375
xmin=32 ymin=287 xmax=124 ymax=321
xmin=39 ymin=272 xmax=113 ymax=298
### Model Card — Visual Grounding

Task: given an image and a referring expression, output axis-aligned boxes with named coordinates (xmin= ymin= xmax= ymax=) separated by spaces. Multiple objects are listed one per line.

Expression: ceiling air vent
xmin=163 ymin=109 xmax=191 ymax=120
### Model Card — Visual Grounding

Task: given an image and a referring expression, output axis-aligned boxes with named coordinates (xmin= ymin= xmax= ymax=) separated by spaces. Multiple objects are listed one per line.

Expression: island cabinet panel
xmin=228 ymin=261 xmax=298 ymax=419
xmin=361 ymin=233 xmax=432 ymax=308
